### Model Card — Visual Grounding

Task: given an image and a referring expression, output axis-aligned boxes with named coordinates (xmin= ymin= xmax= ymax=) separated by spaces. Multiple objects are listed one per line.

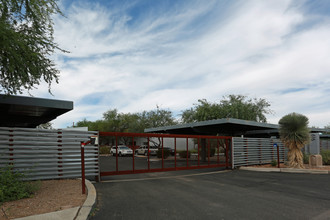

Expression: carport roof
xmin=0 ymin=94 xmax=73 ymax=128
xmin=145 ymin=118 xmax=328 ymax=137
xmin=145 ymin=118 xmax=280 ymax=137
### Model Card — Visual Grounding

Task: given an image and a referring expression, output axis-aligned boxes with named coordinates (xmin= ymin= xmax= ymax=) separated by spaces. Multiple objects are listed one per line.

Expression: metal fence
xmin=99 ymin=132 xmax=231 ymax=177
xmin=321 ymin=140 xmax=330 ymax=151
xmin=232 ymin=137 xmax=287 ymax=168
xmin=0 ymin=127 xmax=99 ymax=180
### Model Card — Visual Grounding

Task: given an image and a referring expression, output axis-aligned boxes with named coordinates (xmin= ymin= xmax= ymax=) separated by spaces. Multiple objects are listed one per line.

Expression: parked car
xmin=111 ymin=145 xmax=133 ymax=156
xmin=136 ymin=145 xmax=158 ymax=156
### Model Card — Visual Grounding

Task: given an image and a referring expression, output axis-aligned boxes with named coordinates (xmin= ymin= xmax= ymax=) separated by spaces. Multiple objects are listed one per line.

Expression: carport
xmin=0 ymin=94 xmax=73 ymax=127
xmin=145 ymin=118 xmax=280 ymax=137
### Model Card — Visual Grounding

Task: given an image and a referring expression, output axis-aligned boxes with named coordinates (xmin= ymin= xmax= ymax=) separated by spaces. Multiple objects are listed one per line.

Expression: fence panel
xmin=320 ymin=140 xmax=330 ymax=151
xmin=232 ymin=137 xmax=287 ymax=168
xmin=0 ymin=127 xmax=99 ymax=180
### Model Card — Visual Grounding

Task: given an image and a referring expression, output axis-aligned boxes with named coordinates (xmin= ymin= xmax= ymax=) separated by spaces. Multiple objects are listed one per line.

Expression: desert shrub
xmin=179 ymin=150 xmax=191 ymax=158
xmin=271 ymin=160 xmax=277 ymax=167
xmin=303 ymin=152 xmax=310 ymax=164
xmin=0 ymin=165 xmax=40 ymax=203
xmin=99 ymin=145 xmax=110 ymax=155
xmin=320 ymin=150 xmax=330 ymax=165
xmin=190 ymin=149 xmax=198 ymax=154
xmin=156 ymin=149 xmax=170 ymax=159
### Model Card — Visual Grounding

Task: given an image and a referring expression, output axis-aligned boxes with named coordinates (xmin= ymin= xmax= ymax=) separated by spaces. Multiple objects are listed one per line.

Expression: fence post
xmin=80 ymin=142 xmax=86 ymax=194
xmin=174 ymin=137 xmax=177 ymax=169
xmin=225 ymin=139 xmax=229 ymax=168
xmin=277 ymin=143 xmax=280 ymax=168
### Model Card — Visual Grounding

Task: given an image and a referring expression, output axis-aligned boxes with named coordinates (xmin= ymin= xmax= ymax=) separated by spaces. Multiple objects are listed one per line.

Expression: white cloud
xmin=26 ymin=0 xmax=330 ymax=129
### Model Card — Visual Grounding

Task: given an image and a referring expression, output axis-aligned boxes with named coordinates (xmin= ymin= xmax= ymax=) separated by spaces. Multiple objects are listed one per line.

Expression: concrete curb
xmin=14 ymin=207 xmax=80 ymax=220
xmin=239 ymin=167 xmax=330 ymax=174
xmin=14 ymin=179 xmax=97 ymax=220
xmin=75 ymin=179 xmax=97 ymax=220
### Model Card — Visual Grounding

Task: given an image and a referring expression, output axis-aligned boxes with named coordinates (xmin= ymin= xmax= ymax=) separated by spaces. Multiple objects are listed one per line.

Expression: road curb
xmin=239 ymin=167 xmax=329 ymax=174
xmin=75 ymin=179 xmax=97 ymax=220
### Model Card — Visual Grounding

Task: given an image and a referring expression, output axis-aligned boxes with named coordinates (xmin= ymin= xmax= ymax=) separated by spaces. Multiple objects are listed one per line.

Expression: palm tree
xmin=279 ymin=113 xmax=310 ymax=169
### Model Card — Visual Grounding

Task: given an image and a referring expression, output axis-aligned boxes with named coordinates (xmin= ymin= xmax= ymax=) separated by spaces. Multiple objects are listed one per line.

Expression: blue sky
xmin=27 ymin=0 xmax=330 ymax=128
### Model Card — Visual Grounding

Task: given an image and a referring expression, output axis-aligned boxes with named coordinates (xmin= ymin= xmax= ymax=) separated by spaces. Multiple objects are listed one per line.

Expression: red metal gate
xmin=99 ymin=132 xmax=232 ymax=177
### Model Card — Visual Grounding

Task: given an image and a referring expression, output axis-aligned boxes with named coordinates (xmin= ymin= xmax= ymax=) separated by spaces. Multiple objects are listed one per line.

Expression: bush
xmin=156 ymin=149 xmax=170 ymax=159
xmin=0 ymin=165 xmax=40 ymax=203
xmin=303 ymin=152 xmax=310 ymax=164
xmin=320 ymin=150 xmax=330 ymax=165
xmin=99 ymin=145 xmax=110 ymax=155
xmin=179 ymin=150 xmax=191 ymax=158
xmin=271 ymin=160 xmax=277 ymax=167
xmin=190 ymin=149 xmax=198 ymax=154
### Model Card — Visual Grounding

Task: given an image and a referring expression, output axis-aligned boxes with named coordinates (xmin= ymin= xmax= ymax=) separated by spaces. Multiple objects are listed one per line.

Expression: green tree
xmin=279 ymin=112 xmax=310 ymax=169
xmin=74 ymin=107 xmax=177 ymax=145
xmin=139 ymin=106 xmax=177 ymax=147
xmin=140 ymin=106 xmax=177 ymax=129
xmin=181 ymin=95 xmax=272 ymax=123
xmin=0 ymin=0 xmax=66 ymax=94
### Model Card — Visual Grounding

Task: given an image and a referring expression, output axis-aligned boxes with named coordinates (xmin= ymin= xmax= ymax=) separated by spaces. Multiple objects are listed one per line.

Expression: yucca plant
xmin=279 ymin=113 xmax=310 ymax=169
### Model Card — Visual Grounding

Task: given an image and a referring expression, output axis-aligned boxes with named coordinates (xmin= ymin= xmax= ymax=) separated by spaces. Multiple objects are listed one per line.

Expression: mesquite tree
xmin=0 ymin=0 xmax=66 ymax=94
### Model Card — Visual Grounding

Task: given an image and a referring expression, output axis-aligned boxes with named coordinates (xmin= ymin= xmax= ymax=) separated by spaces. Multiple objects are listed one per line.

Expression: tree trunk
xmin=287 ymin=143 xmax=304 ymax=169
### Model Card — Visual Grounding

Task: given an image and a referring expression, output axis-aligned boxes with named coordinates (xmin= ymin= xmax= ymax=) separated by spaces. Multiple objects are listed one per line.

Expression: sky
xmin=26 ymin=0 xmax=330 ymax=129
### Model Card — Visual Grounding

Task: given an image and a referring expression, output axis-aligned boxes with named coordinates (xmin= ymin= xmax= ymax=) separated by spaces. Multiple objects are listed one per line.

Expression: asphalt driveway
xmin=90 ymin=169 xmax=330 ymax=220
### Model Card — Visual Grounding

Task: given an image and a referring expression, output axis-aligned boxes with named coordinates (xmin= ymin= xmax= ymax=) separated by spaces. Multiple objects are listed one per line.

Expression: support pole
xmin=80 ymin=142 xmax=86 ymax=194
xmin=277 ymin=144 xmax=280 ymax=168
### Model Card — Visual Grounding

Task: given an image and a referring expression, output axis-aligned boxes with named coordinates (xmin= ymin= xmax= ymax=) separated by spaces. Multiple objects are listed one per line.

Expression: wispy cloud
xmin=27 ymin=0 xmax=330 ymax=128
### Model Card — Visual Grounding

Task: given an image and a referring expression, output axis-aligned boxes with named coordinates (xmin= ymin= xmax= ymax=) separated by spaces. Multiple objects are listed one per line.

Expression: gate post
xmin=80 ymin=142 xmax=86 ymax=194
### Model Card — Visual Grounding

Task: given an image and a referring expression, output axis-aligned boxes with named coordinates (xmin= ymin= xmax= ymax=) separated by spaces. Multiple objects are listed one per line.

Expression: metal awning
xmin=145 ymin=118 xmax=328 ymax=137
xmin=145 ymin=118 xmax=279 ymax=137
xmin=0 ymin=94 xmax=73 ymax=128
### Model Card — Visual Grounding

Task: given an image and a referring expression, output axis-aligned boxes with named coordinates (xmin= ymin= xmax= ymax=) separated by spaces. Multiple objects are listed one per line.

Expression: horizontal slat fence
xmin=232 ymin=137 xmax=287 ymax=168
xmin=0 ymin=127 xmax=99 ymax=180
xmin=320 ymin=140 xmax=330 ymax=151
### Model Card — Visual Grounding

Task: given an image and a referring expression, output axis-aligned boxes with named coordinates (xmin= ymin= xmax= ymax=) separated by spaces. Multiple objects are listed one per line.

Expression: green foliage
xmin=320 ymin=150 xmax=330 ymax=165
xmin=303 ymin=152 xmax=310 ymax=164
xmin=0 ymin=165 xmax=40 ymax=203
xmin=0 ymin=0 xmax=66 ymax=94
xmin=190 ymin=149 xmax=198 ymax=154
xmin=74 ymin=107 xmax=177 ymax=145
xmin=270 ymin=160 xmax=277 ymax=167
xmin=156 ymin=149 xmax=170 ymax=159
xmin=179 ymin=150 xmax=191 ymax=158
xmin=99 ymin=146 xmax=110 ymax=155
xmin=279 ymin=112 xmax=310 ymax=147
xmin=181 ymin=95 xmax=272 ymax=123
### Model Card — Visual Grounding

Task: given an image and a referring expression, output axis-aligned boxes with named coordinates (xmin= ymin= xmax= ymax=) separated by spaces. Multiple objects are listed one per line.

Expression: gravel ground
xmin=0 ymin=179 xmax=86 ymax=219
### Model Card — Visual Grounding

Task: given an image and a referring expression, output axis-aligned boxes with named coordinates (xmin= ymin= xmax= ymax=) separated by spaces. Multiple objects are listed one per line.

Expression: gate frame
xmin=99 ymin=132 xmax=232 ymax=177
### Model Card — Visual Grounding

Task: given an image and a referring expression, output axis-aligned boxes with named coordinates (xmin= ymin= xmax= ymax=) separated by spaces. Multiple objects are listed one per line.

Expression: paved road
xmin=91 ymin=169 xmax=330 ymax=220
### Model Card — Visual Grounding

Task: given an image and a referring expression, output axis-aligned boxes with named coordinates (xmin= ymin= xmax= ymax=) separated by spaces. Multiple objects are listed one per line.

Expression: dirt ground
xmin=0 ymin=179 xmax=86 ymax=220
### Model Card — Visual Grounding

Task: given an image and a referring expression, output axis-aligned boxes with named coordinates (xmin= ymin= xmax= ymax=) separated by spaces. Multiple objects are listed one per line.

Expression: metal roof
xmin=145 ymin=118 xmax=328 ymax=137
xmin=145 ymin=118 xmax=280 ymax=137
xmin=0 ymin=94 xmax=73 ymax=128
